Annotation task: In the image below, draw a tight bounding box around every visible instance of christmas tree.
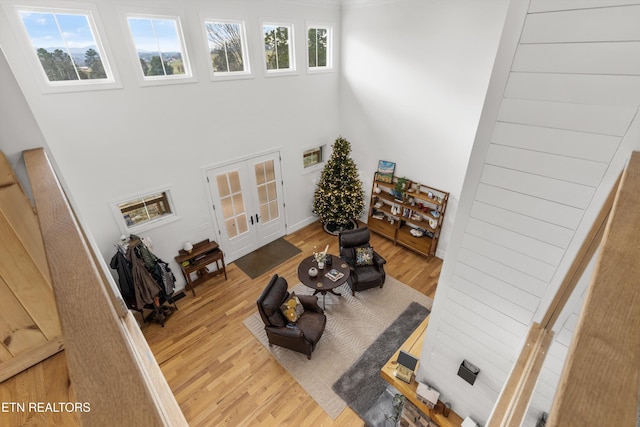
[313,137,364,229]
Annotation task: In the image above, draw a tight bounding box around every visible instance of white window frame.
[110,186,180,235]
[306,23,333,73]
[301,143,328,174]
[202,17,252,81]
[8,2,121,93]
[123,10,196,87]
[261,20,296,76]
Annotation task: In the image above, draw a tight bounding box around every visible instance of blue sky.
[19,11,182,53]
[128,18,182,53]
[19,12,96,49]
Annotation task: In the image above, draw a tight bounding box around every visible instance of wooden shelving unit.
[380,317,463,427]
[368,174,449,257]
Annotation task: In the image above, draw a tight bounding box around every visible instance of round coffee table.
[297,255,350,308]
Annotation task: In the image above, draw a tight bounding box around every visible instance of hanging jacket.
[110,249,136,309]
[154,260,175,296]
[127,241,162,307]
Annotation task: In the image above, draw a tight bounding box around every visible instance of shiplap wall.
[417,0,640,424]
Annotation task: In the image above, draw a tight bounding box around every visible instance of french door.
[205,152,286,261]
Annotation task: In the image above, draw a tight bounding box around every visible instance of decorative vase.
[317,261,325,270]
[308,267,318,277]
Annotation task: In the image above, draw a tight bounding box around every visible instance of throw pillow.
[355,247,374,266]
[279,292,305,323]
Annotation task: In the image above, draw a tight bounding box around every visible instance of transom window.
[127,16,191,80]
[263,23,295,73]
[112,189,177,233]
[18,9,114,84]
[117,191,173,228]
[204,20,250,77]
[307,25,332,71]
[303,146,324,168]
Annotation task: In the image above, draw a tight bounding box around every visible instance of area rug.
[233,237,301,279]
[242,276,432,419]
[332,301,429,422]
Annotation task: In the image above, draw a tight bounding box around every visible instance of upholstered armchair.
[338,227,386,295]
[256,274,326,359]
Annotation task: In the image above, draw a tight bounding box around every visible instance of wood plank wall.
[420,0,640,424]
[23,148,188,426]
[0,151,62,382]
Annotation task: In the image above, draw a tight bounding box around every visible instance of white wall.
[0,48,49,188]
[418,0,640,424]
[0,0,341,286]
[340,0,510,258]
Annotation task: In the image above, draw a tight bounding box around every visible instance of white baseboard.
[287,216,318,234]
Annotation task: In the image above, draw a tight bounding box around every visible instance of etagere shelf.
[367,173,449,257]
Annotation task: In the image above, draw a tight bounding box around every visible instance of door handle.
[250,216,254,225]
[255,214,259,223]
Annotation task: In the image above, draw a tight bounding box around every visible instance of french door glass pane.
[216,175,230,197]
[265,160,275,181]
[229,171,241,193]
[217,171,248,239]
[254,160,279,223]
[255,162,266,185]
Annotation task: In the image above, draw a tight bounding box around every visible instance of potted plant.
[394,177,408,200]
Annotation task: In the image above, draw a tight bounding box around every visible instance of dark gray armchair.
[256,274,326,359]
[338,227,386,295]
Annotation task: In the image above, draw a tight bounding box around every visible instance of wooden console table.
[175,239,226,296]
[381,317,463,427]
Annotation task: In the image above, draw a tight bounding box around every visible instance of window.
[127,15,191,81]
[263,23,295,73]
[17,9,115,85]
[113,189,177,232]
[307,25,332,71]
[204,20,250,77]
[303,146,324,168]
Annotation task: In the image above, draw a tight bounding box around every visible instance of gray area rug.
[243,275,433,419]
[332,301,430,424]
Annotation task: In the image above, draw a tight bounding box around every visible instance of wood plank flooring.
[0,222,443,426]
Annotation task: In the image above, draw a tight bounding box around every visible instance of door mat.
[233,238,301,279]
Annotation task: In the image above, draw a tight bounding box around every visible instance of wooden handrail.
[24,148,187,426]
[548,151,640,427]
[488,157,629,427]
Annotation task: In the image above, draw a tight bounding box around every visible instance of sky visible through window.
[20,12,95,49]
[20,12,180,52]
[127,17,187,77]
[19,10,109,82]
[128,18,181,52]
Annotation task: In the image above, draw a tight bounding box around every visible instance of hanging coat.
[127,241,162,307]
[110,249,136,309]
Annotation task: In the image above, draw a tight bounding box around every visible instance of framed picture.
[376,160,395,183]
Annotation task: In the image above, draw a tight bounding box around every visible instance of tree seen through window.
[127,17,187,78]
[264,25,292,71]
[206,21,246,74]
[308,27,328,68]
[20,11,109,82]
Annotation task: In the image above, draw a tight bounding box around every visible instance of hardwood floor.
[0,222,443,426]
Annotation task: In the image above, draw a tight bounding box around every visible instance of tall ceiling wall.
[418,0,640,424]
